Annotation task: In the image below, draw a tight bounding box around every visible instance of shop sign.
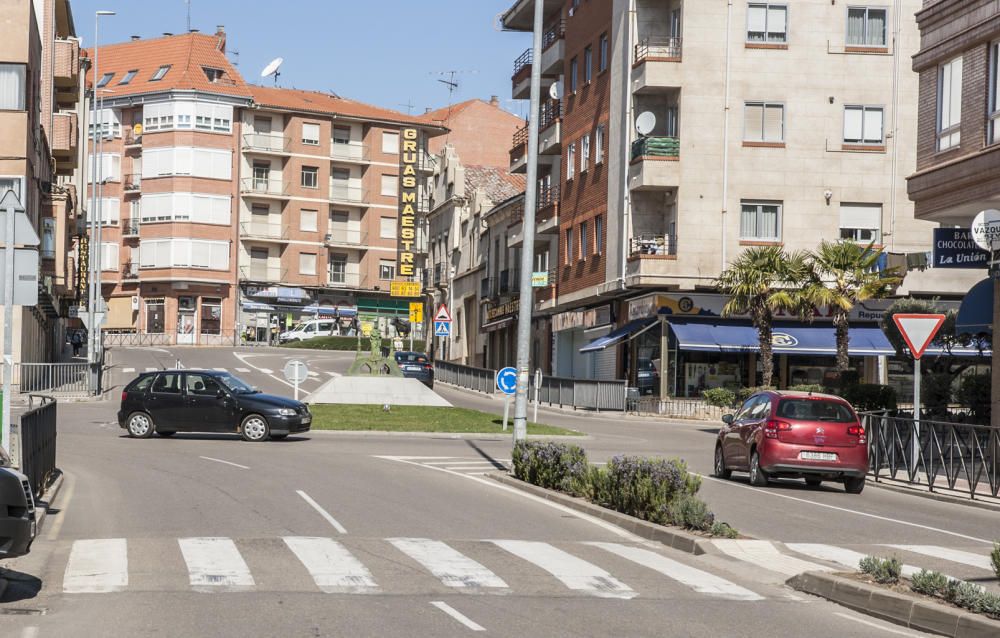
[530,271,549,287]
[932,228,989,269]
[485,297,519,324]
[390,280,422,298]
[396,127,421,278]
[76,234,88,302]
[553,304,611,332]
[627,292,893,324]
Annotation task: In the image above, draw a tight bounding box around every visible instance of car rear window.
[776,399,855,422]
[396,353,428,363]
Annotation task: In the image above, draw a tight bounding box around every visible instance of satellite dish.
[635,111,656,136]
[549,81,563,101]
[260,57,283,85]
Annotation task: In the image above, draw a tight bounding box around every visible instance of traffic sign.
[892,313,946,360]
[409,301,423,324]
[434,321,451,337]
[283,359,309,383]
[390,280,422,297]
[971,209,1000,252]
[80,311,104,330]
[496,366,517,395]
[0,190,38,246]
[434,304,452,322]
[0,248,38,306]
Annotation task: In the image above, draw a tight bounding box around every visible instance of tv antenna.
[229,49,240,67]
[398,99,416,115]
[260,57,283,86]
[184,0,191,32]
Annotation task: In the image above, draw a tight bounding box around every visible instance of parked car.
[118,370,312,442]
[279,319,335,343]
[713,390,868,494]
[394,351,434,388]
[0,447,35,559]
[637,359,659,395]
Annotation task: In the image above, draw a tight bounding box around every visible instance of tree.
[715,246,812,387]
[806,241,901,372]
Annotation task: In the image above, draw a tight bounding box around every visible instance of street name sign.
[892,313,946,360]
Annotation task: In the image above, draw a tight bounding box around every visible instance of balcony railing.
[513,48,533,77]
[124,130,142,147]
[417,149,437,173]
[538,184,560,210]
[54,39,80,85]
[123,261,139,279]
[330,142,369,162]
[123,173,141,193]
[328,271,360,287]
[499,269,521,294]
[539,99,561,130]
[512,124,529,149]
[325,229,363,245]
[121,219,140,237]
[242,133,290,153]
[240,221,289,240]
[630,233,677,256]
[51,112,77,156]
[542,19,566,50]
[631,136,680,161]
[634,36,683,64]
[239,266,287,283]
[329,184,364,203]
[240,178,290,197]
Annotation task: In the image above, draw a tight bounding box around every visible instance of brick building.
[421,97,523,168]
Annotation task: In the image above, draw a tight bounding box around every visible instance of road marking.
[390,538,508,590]
[123,367,135,373]
[588,542,762,601]
[492,540,636,599]
[63,538,128,593]
[258,368,274,374]
[296,490,347,534]
[283,536,378,593]
[712,540,833,577]
[430,601,485,632]
[199,456,250,470]
[231,352,288,388]
[421,460,511,467]
[785,543,926,580]
[885,545,994,572]
[20,627,38,638]
[212,367,228,372]
[46,471,75,541]
[144,367,157,372]
[833,612,923,637]
[235,367,251,373]
[178,537,255,592]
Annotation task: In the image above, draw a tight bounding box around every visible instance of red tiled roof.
[464,165,525,204]
[419,99,521,128]
[249,85,445,130]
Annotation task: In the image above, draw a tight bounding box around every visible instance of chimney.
[424,107,432,114]
[490,95,500,107]
[215,25,226,52]
[163,32,173,37]
[130,35,140,41]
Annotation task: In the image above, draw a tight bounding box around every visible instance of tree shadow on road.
[464,439,509,470]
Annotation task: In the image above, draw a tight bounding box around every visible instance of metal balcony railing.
[539,99,561,130]
[631,136,680,161]
[513,48,533,77]
[328,271,360,287]
[123,261,139,279]
[630,233,677,256]
[121,219,140,237]
[512,124,529,149]
[242,133,290,153]
[325,229,363,245]
[538,184,560,210]
[329,184,364,203]
[239,221,289,240]
[123,173,141,192]
[634,36,683,63]
[124,130,142,147]
[240,178,290,197]
[542,19,566,50]
[330,142,369,162]
[239,266,287,283]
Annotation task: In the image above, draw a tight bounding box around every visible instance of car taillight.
[121,391,128,403]
[848,424,866,444]
[424,364,433,370]
[764,419,792,439]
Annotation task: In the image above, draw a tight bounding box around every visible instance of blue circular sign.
[496,367,517,395]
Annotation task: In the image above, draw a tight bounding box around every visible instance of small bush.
[709,521,739,539]
[859,555,902,584]
[840,384,898,412]
[910,569,948,596]
[735,386,775,405]
[667,494,715,532]
[922,373,955,414]
[787,384,825,394]
[590,456,701,526]
[957,374,992,422]
[944,580,991,612]
[703,387,736,409]
[992,542,1000,581]
[281,336,426,352]
[511,441,589,495]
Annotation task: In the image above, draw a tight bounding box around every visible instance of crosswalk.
[378,456,511,476]
[119,366,328,378]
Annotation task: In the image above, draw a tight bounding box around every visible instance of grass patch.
[281,336,426,352]
[307,404,580,436]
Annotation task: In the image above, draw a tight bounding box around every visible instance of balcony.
[325,228,364,246]
[329,184,365,205]
[240,221,290,242]
[537,184,559,234]
[242,133,290,155]
[632,37,683,93]
[629,137,680,191]
[626,235,680,285]
[123,173,141,194]
[240,265,287,283]
[539,100,562,155]
[123,262,140,280]
[630,233,677,257]
[539,19,566,76]
[124,130,142,148]
[330,141,369,163]
[510,124,529,173]
[499,269,520,294]
[122,219,140,238]
[512,48,533,99]
[328,271,360,288]
[417,149,437,174]
[240,178,291,199]
[54,39,80,100]
[51,112,78,171]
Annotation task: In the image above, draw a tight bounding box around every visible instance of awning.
[253,286,310,303]
[579,317,658,353]
[242,301,275,312]
[300,305,338,316]
[956,278,993,336]
[482,317,515,332]
[667,319,896,357]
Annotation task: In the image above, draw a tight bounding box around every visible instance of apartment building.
[86,30,444,345]
[502,0,978,396]
[421,97,523,168]
[906,0,998,424]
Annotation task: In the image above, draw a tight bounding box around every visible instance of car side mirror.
[722,414,734,425]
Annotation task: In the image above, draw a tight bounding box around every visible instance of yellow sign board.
[390,280,422,298]
[360,321,374,337]
[409,302,423,324]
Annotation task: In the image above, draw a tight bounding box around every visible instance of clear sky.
[70,0,531,118]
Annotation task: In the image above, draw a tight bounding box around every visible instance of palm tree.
[806,241,901,372]
[715,246,812,387]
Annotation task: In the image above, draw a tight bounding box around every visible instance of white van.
[279,319,336,343]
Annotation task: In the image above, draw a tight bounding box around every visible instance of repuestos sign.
[397,127,420,278]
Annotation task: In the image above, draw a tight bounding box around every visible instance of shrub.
[840,384,897,412]
[910,569,949,596]
[281,336,426,352]
[511,441,589,495]
[859,555,902,584]
[667,494,715,532]
[957,374,992,422]
[702,387,736,409]
[709,521,739,539]
[992,542,1000,581]
[787,384,825,393]
[735,386,775,405]
[922,373,955,414]
[589,456,701,526]
[944,580,993,613]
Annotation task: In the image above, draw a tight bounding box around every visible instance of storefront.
[103,284,236,346]
[482,298,518,369]
[552,304,615,379]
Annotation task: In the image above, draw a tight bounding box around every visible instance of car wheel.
[749,450,769,487]
[844,476,865,494]
[157,430,176,437]
[240,414,270,442]
[126,412,154,439]
[805,476,822,487]
[271,434,288,440]
[714,445,731,479]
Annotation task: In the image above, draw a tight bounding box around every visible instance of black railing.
[513,124,529,149]
[539,99,561,130]
[513,48,533,77]
[123,261,139,279]
[631,136,680,161]
[123,173,141,192]
[538,184,560,210]
[20,395,57,499]
[634,36,683,63]
[630,233,677,256]
[122,219,140,237]
[542,19,566,49]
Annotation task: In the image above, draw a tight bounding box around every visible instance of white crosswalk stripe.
[63,538,128,593]
[235,367,251,373]
[785,543,943,580]
[390,538,508,590]
[284,537,378,593]
[492,540,636,599]
[884,545,995,572]
[712,540,833,577]
[258,368,273,374]
[144,367,157,372]
[178,537,255,592]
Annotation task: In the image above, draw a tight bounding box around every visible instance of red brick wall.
[427,100,523,169]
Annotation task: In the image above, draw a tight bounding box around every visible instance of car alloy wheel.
[714,446,731,479]
[127,412,153,438]
[749,451,768,487]
[241,415,269,442]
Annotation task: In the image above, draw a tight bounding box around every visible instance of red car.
[714,390,868,494]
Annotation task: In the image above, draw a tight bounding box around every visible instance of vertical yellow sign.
[409,302,423,324]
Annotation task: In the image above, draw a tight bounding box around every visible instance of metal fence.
[631,397,727,421]
[435,361,496,394]
[16,362,91,396]
[536,376,627,411]
[20,395,57,499]
[863,412,1000,500]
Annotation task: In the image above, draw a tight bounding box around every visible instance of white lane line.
[283,537,378,593]
[212,367,228,372]
[178,537,255,592]
[232,352,289,388]
[712,540,833,577]
[235,367,251,373]
[199,456,250,470]
[421,460,510,467]
[123,367,135,373]
[699,473,994,545]
[63,538,128,593]
[390,538,508,590]
[20,627,39,638]
[46,471,75,541]
[884,545,994,572]
[296,490,347,534]
[258,368,274,374]
[588,542,763,601]
[492,540,636,599]
[785,543,924,580]
[430,601,486,632]
[308,371,319,377]
[833,612,923,637]
[144,367,157,372]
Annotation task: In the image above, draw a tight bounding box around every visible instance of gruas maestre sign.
[397,127,420,278]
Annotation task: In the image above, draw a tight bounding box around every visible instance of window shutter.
[768,6,786,34]
[948,57,963,127]
[747,6,766,34]
[863,108,883,142]
[844,107,863,142]
[744,103,763,141]
[839,204,881,230]
[763,105,783,141]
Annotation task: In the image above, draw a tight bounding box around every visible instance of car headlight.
[275,408,296,416]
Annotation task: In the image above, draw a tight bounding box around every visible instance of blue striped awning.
[668,320,896,357]
[579,318,658,353]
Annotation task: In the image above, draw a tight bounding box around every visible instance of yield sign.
[892,313,946,360]
[434,303,452,322]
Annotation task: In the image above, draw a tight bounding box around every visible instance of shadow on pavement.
[117,433,309,443]
[0,568,42,603]
[464,439,508,470]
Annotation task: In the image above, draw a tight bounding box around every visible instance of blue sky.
[70,0,530,117]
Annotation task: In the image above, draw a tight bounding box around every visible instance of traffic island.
[305,404,580,436]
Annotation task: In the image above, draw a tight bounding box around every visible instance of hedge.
[280,336,426,352]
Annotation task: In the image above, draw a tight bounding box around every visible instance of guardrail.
[435,361,496,394]
[631,397,726,421]
[20,395,56,499]
[17,363,91,396]
[536,376,626,412]
[863,412,1000,500]
[631,136,680,161]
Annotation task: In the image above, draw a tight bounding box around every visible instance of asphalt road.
[0,345,991,636]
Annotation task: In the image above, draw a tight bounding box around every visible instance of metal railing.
[20,396,56,499]
[542,19,566,50]
[631,397,726,420]
[123,261,139,279]
[240,178,290,197]
[329,184,365,203]
[512,124,529,149]
[863,412,1000,500]
[536,376,627,412]
[240,221,289,240]
[239,265,288,283]
[538,184,560,210]
[243,132,290,153]
[17,363,91,396]
[631,136,680,161]
[435,361,496,394]
[540,99,561,130]
[124,130,142,146]
[121,219,140,237]
[325,229,364,245]
[328,272,360,287]
[513,48,533,77]
[123,173,141,192]
[630,233,677,256]
[103,329,240,347]
[634,36,683,63]
[330,142,369,162]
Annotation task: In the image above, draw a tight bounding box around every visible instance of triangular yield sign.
[892,313,946,360]
[434,304,451,322]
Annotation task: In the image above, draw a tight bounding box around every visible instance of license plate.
[800,451,837,461]
[405,366,422,371]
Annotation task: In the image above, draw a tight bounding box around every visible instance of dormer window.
[96,72,113,87]
[150,65,171,81]
[118,69,138,85]
[202,67,225,83]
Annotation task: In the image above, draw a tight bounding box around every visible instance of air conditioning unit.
[131,295,140,310]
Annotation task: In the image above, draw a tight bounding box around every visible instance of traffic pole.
[2,197,16,460]
[912,358,921,476]
[503,394,510,432]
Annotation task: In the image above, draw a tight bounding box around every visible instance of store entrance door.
[177,296,196,345]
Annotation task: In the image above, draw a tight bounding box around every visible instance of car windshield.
[217,373,258,394]
[776,398,855,422]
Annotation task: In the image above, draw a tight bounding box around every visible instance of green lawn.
[308,404,580,436]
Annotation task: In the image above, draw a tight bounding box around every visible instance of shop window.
[145,299,165,333]
[201,298,222,335]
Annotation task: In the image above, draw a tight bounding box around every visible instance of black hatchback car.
[394,351,434,388]
[118,370,311,442]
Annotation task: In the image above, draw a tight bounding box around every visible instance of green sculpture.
[347,323,403,377]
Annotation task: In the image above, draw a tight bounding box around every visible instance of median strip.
[306,404,579,436]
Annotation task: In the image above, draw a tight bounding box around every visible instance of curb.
[865,478,1000,513]
[488,472,714,555]
[306,429,589,440]
[788,571,1000,638]
[33,469,64,534]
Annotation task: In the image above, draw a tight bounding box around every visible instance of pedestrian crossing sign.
[434,321,451,337]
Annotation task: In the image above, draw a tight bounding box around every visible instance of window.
[380,216,396,239]
[41,218,54,258]
[300,209,318,232]
[747,3,787,43]
[332,167,349,182]
[839,203,882,243]
[990,43,1000,143]
[381,174,398,197]
[379,260,396,280]
[382,131,400,154]
[200,298,222,335]
[96,72,114,87]
[565,228,574,263]
[89,108,122,138]
[185,373,222,395]
[140,193,231,225]
[843,105,883,144]
[302,122,320,145]
[150,65,171,81]
[139,239,229,270]
[97,198,120,225]
[595,125,605,164]
[202,67,225,83]
[141,147,231,179]
[145,299,165,333]
[743,102,784,142]
[846,7,887,47]
[143,102,233,133]
[567,142,576,180]
[301,166,318,188]
[595,215,604,254]
[118,69,138,85]
[333,125,351,145]
[581,134,591,172]
[152,373,181,394]
[299,252,317,275]
[570,57,578,92]
[599,33,609,72]
[0,64,26,110]
[584,46,593,83]
[938,56,963,150]
[329,253,347,283]
[100,242,119,271]
[90,153,122,182]
[579,221,588,259]
[740,200,782,241]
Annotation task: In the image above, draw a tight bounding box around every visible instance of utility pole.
[2,194,18,458]
[511,0,545,442]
